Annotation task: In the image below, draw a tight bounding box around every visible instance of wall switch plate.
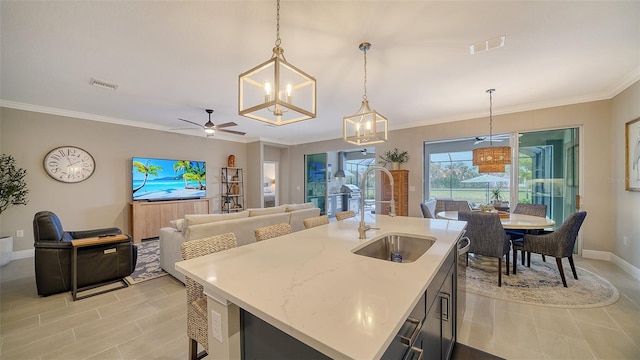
[16,230,24,237]
[211,309,223,343]
[409,186,416,192]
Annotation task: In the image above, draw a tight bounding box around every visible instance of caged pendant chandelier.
[343,42,388,145]
[238,0,316,126]
[473,89,511,173]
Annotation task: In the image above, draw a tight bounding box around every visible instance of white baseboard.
[12,249,34,260]
[611,254,640,282]
[581,249,611,261]
[582,249,640,281]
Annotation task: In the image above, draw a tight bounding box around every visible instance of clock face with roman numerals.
[43,146,95,183]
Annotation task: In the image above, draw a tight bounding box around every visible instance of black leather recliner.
[33,211,138,296]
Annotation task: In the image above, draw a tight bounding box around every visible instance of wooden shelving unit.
[221,167,244,213]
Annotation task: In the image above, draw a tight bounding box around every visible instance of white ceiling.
[2,1,639,145]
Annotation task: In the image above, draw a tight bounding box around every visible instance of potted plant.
[0,154,29,267]
[378,148,410,170]
[490,186,503,205]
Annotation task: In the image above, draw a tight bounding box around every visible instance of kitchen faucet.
[359,166,396,239]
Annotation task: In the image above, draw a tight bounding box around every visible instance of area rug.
[465,254,619,308]
[124,238,168,285]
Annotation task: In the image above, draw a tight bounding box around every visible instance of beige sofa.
[159,203,320,282]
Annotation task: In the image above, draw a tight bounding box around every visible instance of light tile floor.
[1,255,639,359]
[458,256,640,359]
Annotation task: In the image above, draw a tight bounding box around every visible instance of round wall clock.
[43,146,96,183]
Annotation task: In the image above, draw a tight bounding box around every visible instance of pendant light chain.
[487,89,495,146]
[275,0,281,48]
[363,45,368,101]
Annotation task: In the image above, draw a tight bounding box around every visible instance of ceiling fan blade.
[218,128,246,136]
[177,118,204,128]
[169,127,201,131]
[215,122,238,129]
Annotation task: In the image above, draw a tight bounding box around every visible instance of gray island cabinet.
[176,215,466,360]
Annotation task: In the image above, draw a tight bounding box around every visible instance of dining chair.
[303,215,329,229]
[444,200,471,212]
[254,223,291,242]
[180,233,237,360]
[508,203,548,270]
[335,210,356,221]
[420,199,437,219]
[514,211,587,287]
[458,210,511,287]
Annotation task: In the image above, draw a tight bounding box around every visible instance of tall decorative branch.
[0,154,29,215]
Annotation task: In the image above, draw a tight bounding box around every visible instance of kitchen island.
[175,215,467,360]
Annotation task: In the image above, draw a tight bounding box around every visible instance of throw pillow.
[170,219,185,232]
[285,202,314,212]
[247,205,286,217]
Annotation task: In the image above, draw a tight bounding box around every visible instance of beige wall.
[611,81,640,268]
[0,108,246,252]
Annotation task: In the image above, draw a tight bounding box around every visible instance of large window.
[424,128,580,234]
[425,138,511,207]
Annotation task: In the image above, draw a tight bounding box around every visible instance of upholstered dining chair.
[458,211,511,287]
[508,203,548,269]
[335,210,356,221]
[255,223,292,242]
[513,211,587,287]
[512,203,548,217]
[303,215,329,229]
[444,200,471,212]
[180,233,237,360]
[420,200,437,219]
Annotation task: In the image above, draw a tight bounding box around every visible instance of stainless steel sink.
[352,233,435,263]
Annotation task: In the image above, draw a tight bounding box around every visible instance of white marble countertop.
[176,215,466,360]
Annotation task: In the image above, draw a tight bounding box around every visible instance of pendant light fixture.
[238,0,316,126]
[472,89,511,173]
[343,42,388,145]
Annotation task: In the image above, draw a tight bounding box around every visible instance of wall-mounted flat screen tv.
[132,157,206,201]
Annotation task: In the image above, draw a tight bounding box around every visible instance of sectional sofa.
[159,203,320,282]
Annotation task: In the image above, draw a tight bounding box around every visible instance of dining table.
[436,210,556,230]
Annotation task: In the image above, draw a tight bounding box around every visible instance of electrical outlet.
[211,309,223,343]
[16,230,24,238]
[623,236,628,246]
[409,186,416,192]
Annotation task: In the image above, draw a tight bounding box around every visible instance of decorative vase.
[228,154,236,168]
[392,162,400,170]
[0,236,13,267]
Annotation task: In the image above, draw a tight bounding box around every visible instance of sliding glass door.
[515,128,580,231]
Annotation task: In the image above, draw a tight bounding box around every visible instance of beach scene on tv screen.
[133,158,206,200]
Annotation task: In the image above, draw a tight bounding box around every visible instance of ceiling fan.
[177,109,246,136]
[474,134,509,145]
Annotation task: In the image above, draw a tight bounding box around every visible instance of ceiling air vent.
[89,77,119,91]
[470,35,506,55]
